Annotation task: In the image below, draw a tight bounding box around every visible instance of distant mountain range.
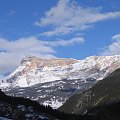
[1,55,120,108]
[2,55,120,88]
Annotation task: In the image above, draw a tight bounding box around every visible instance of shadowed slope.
[59,68,120,114]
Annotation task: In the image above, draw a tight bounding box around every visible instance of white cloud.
[43,37,84,46]
[0,36,84,73]
[101,34,120,56]
[36,0,120,36]
[112,34,120,41]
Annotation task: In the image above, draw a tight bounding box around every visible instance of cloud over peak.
[101,34,120,56]
[0,36,84,73]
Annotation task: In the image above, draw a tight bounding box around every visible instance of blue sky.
[0,0,120,73]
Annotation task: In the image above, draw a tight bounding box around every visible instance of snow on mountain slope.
[5,78,97,109]
[1,55,120,88]
[0,56,78,88]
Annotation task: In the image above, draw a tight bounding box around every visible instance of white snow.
[17,76,28,87]
[43,99,63,109]
[37,90,42,92]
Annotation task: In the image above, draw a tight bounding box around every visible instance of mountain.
[1,69,120,120]
[1,55,120,108]
[2,55,120,88]
[59,68,120,115]
[0,56,78,88]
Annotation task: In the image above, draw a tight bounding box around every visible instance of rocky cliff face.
[0,56,78,88]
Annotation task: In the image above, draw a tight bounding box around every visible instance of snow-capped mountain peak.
[0,56,78,88]
[1,55,120,88]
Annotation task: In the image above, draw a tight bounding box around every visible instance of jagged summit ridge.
[1,55,120,88]
[20,56,78,69]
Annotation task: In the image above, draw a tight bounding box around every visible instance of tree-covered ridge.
[59,68,120,115]
[0,89,84,120]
